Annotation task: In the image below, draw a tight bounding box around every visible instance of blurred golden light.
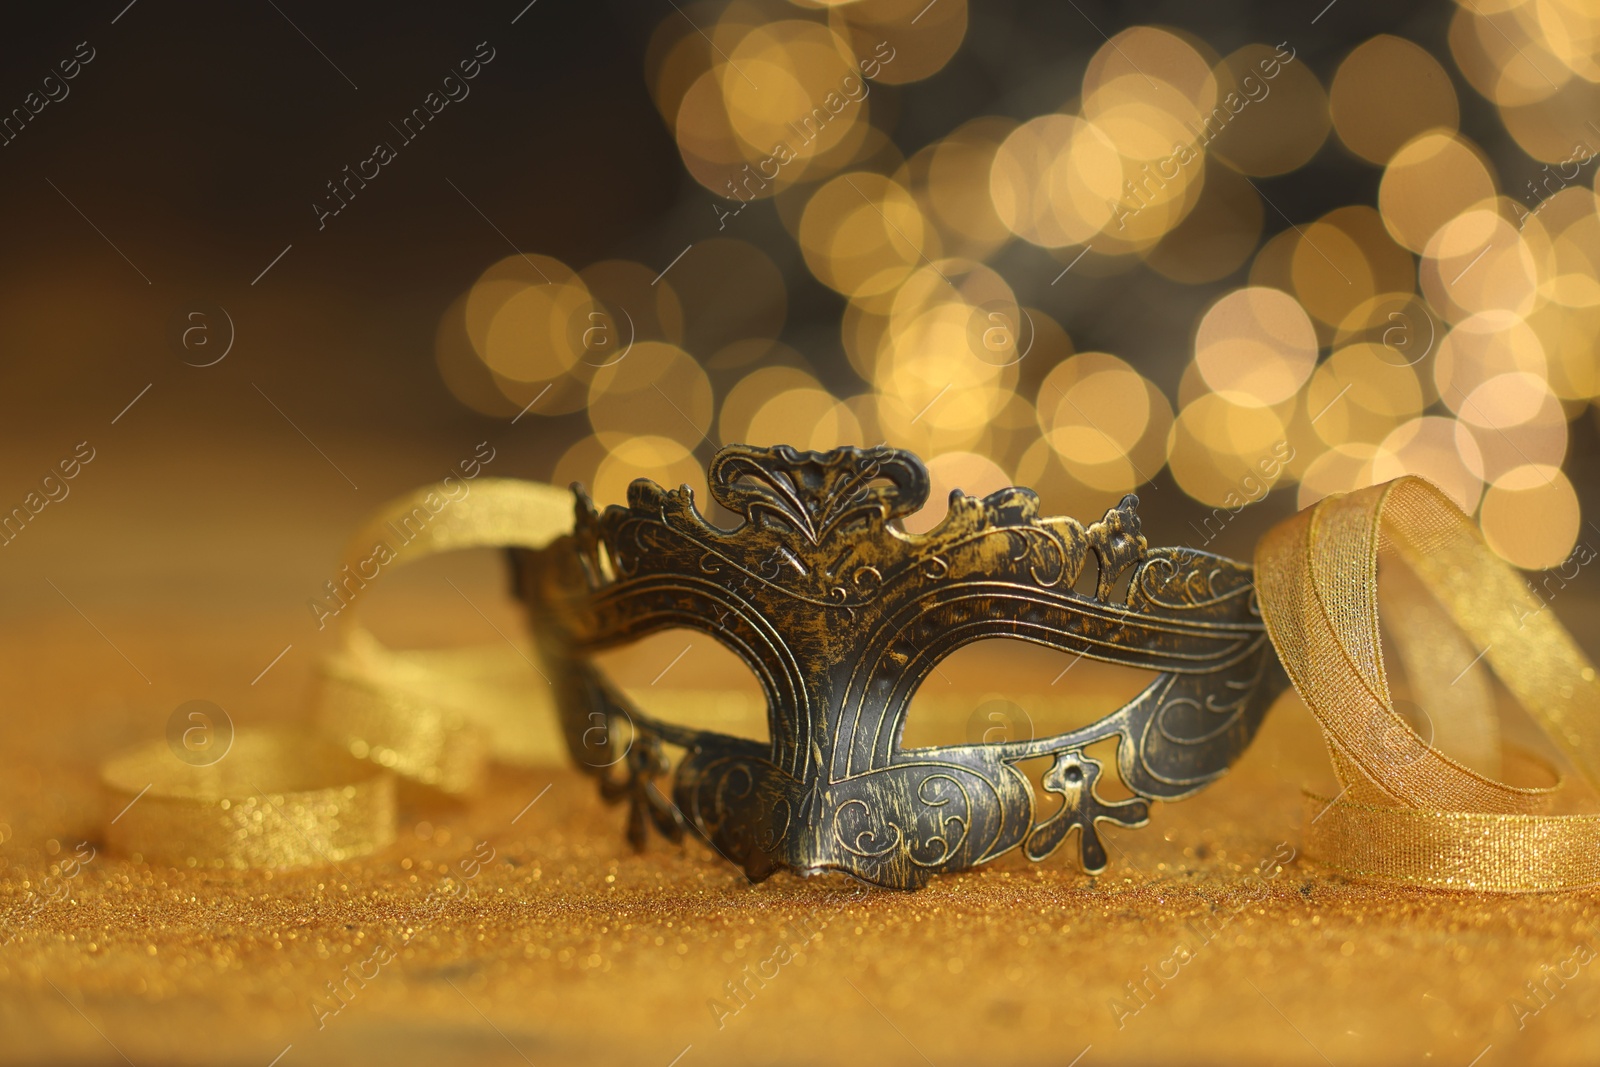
[917,117,1016,260]
[464,253,578,356]
[496,373,592,418]
[1208,43,1330,178]
[744,387,863,450]
[989,115,1122,248]
[883,259,1022,375]
[1014,437,1140,522]
[1498,80,1600,164]
[979,390,1048,476]
[674,66,755,195]
[1247,226,1301,292]
[784,93,883,184]
[1330,35,1460,165]
[1457,370,1554,430]
[1083,75,1207,165]
[592,435,707,510]
[1448,5,1569,109]
[1082,27,1218,109]
[587,341,714,452]
[722,21,864,174]
[719,366,821,444]
[1297,443,1381,509]
[1144,161,1263,283]
[1077,29,1219,250]
[706,337,808,373]
[801,171,933,297]
[579,259,686,352]
[434,291,518,419]
[669,239,788,354]
[482,285,585,383]
[1095,123,1207,254]
[1434,311,1548,416]
[1529,301,1600,400]
[1303,358,1413,450]
[473,258,594,387]
[841,297,892,382]
[1460,384,1569,485]
[903,451,1011,534]
[1096,187,1208,257]
[1291,207,1417,336]
[876,304,1015,439]
[1420,209,1540,320]
[1176,352,1211,410]
[478,5,1600,563]
[1378,131,1497,253]
[871,385,1003,457]
[1332,292,1441,404]
[1037,353,1171,494]
[1534,0,1600,82]
[1038,360,1152,464]
[1305,331,1433,454]
[828,0,967,86]
[875,294,1016,396]
[1290,221,1376,331]
[1331,343,1429,418]
[1371,415,1484,514]
[553,433,611,496]
[1194,286,1319,405]
[1479,465,1581,570]
[646,10,720,127]
[1331,205,1421,289]
[1542,205,1600,310]
[1169,393,1292,508]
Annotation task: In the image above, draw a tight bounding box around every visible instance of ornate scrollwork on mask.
[514,444,1286,890]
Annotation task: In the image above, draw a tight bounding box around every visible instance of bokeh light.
[1195,287,1318,405]
[1331,35,1460,165]
[434,3,1599,573]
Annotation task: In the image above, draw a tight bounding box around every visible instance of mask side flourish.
[512,444,1288,890]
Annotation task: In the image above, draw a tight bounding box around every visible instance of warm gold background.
[3,0,1600,1063]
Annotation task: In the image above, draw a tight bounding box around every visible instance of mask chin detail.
[515,444,1287,891]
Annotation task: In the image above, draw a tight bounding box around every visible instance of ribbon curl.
[1255,476,1600,892]
[100,478,575,869]
[310,477,575,795]
[102,727,395,869]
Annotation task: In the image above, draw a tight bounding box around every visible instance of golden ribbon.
[100,477,576,868]
[311,476,575,795]
[102,728,395,869]
[1255,476,1600,892]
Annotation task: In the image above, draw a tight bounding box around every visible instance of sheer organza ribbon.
[1254,476,1600,892]
[102,479,573,869]
[310,478,573,795]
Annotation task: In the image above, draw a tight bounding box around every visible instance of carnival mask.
[512,444,1286,890]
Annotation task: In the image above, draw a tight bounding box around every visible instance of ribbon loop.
[1258,476,1600,892]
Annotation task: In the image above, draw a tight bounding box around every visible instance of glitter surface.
[2,604,1598,1067]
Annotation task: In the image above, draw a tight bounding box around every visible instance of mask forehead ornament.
[514,444,1286,890]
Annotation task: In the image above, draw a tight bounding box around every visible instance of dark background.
[0,0,1592,582]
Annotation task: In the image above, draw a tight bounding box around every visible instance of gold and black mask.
[511,444,1286,890]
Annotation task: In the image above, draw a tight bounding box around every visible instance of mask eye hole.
[589,628,770,744]
[897,638,1153,751]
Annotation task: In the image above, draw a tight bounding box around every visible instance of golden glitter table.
[2,588,1598,1067]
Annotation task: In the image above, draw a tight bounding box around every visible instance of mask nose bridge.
[765,627,844,786]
